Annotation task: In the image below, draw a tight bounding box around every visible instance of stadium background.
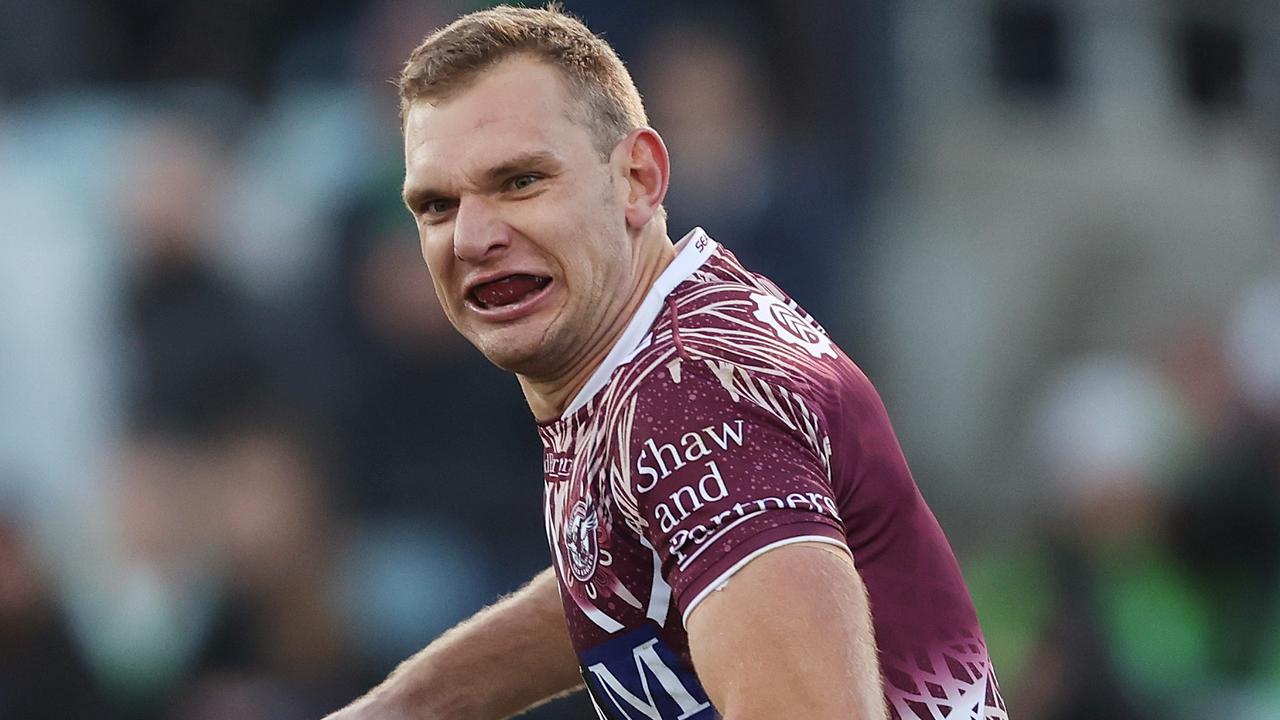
[1,0,1278,717]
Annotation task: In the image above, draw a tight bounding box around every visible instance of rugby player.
[327,5,1005,719]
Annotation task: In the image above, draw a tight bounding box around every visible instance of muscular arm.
[686,542,887,720]
[327,568,583,720]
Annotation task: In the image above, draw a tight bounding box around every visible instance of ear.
[615,127,670,231]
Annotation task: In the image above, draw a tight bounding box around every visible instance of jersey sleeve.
[619,356,849,625]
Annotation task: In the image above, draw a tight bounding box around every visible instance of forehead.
[403,58,592,185]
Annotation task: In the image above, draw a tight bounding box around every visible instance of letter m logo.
[581,627,717,720]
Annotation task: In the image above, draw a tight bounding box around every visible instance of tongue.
[474,275,547,308]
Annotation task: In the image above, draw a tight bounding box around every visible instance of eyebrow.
[402,150,562,211]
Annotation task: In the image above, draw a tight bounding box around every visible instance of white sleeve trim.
[680,535,851,627]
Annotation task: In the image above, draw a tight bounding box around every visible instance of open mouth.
[468,274,552,310]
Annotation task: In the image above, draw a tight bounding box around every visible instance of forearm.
[359,568,583,719]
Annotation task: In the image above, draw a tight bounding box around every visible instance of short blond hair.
[397,4,647,157]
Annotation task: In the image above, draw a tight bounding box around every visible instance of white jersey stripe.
[561,228,716,418]
[680,535,851,627]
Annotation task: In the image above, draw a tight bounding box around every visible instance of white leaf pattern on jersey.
[546,252,840,631]
[544,381,674,632]
[888,643,1008,720]
[543,241,1007,719]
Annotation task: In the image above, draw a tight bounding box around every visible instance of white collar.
[559,227,717,418]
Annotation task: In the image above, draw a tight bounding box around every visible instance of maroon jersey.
[540,229,1006,719]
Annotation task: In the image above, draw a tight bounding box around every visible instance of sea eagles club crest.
[750,292,835,359]
[566,499,600,582]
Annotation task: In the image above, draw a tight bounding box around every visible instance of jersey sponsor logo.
[581,625,718,720]
[629,415,839,564]
[635,420,746,492]
[750,292,835,358]
[544,452,573,479]
[566,498,601,582]
[667,491,841,566]
[634,420,747,534]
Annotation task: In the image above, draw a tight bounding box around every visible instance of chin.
[481,348,535,373]
[471,329,549,375]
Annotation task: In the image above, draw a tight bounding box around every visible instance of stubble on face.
[402,58,638,384]
[502,167,632,381]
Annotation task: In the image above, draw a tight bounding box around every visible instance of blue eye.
[424,199,455,215]
[415,197,458,224]
[511,174,538,190]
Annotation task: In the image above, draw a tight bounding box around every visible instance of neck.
[520,227,676,422]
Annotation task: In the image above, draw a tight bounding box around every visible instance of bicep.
[685,542,886,720]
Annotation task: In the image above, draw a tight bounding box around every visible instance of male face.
[402,57,635,378]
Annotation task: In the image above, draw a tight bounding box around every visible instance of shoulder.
[620,267,842,399]
[618,353,831,478]
[594,254,855,464]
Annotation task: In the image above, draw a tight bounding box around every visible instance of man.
[329,5,1006,719]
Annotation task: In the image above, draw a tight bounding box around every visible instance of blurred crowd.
[0,1,1277,718]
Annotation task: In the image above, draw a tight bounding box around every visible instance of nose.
[452,194,510,263]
